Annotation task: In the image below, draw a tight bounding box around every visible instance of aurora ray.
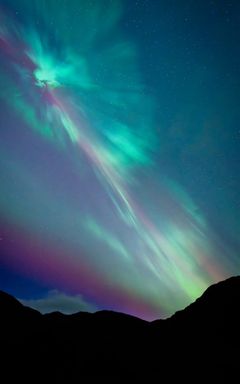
[0,0,238,320]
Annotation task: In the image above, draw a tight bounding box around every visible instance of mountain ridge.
[0,276,239,380]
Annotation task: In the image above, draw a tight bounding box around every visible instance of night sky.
[0,0,239,320]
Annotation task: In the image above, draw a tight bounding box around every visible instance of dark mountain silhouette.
[0,276,239,381]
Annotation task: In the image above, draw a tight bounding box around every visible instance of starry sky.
[0,0,239,320]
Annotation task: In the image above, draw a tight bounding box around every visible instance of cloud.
[20,290,98,315]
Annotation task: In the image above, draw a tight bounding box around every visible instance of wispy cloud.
[20,290,98,315]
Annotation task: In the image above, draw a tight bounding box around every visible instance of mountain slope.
[0,276,239,380]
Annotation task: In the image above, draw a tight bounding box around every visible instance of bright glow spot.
[34,67,60,88]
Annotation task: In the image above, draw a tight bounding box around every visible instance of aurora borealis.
[0,0,239,320]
